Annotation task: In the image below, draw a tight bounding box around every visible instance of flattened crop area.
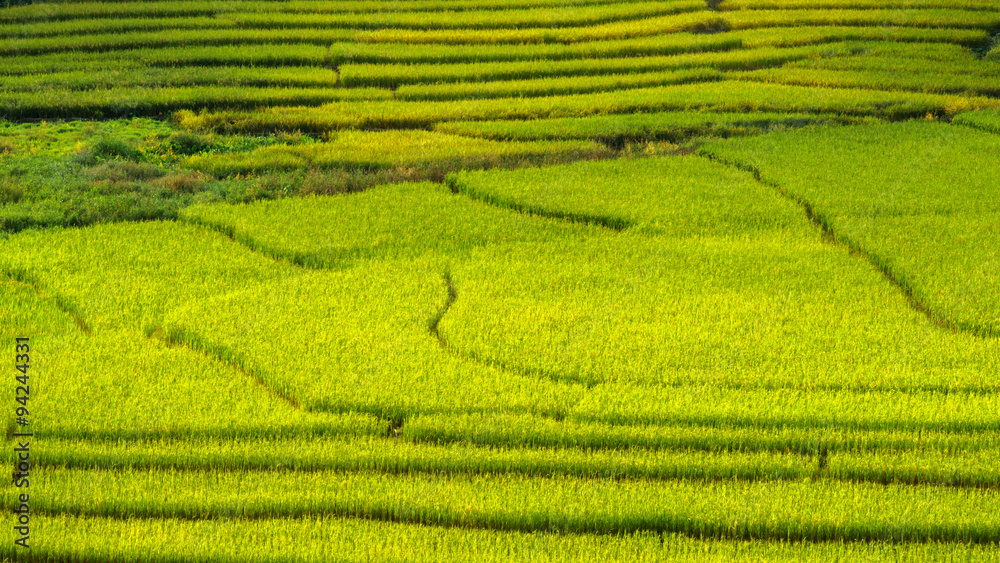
[2,0,1000,560]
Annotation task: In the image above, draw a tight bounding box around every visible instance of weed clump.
[152,171,208,194]
[169,132,214,156]
[78,137,142,164]
[0,181,25,204]
[88,161,166,185]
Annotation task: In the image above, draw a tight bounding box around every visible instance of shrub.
[78,137,142,164]
[168,132,213,156]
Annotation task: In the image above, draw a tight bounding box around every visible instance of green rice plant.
[723,9,1000,30]
[0,1,218,23]
[731,24,990,47]
[395,68,722,102]
[734,67,1000,97]
[0,27,355,56]
[0,276,81,398]
[0,86,388,120]
[0,220,379,439]
[443,232,1000,394]
[339,44,841,87]
[12,514,1000,563]
[446,156,806,236]
[440,156,1000,391]
[168,183,603,419]
[954,108,1000,133]
[24,467,1000,542]
[25,435,817,482]
[32,330,385,440]
[0,15,232,39]
[1,66,341,91]
[24,433,1000,488]
[1,44,330,74]
[573,385,1000,433]
[355,11,727,44]
[0,256,378,440]
[160,264,585,420]
[758,42,1000,91]
[0,220,300,333]
[702,121,1000,336]
[404,412,999,454]
[224,2,704,31]
[433,111,875,141]
[179,81,998,134]
[785,42,992,71]
[784,55,1000,88]
[178,181,602,266]
[831,448,1000,488]
[0,0,701,24]
[331,33,741,65]
[332,32,966,66]
[183,130,608,178]
[720,0,1000,9]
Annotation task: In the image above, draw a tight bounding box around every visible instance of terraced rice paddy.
[2,0,1000,560]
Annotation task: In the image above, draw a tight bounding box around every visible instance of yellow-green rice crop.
[21,433,1000,488]
[24,467,1000,542]
[2,44,331,75]
[734,67,1000,97]
[731,25,989,48]
[404,412,1000,454]
[184,130,609,178]
[702,121,1000,336]
[722,9,1000,31]
[0,27,355,56]
[179,180,604,265]
[0,85,387,120]
[354,11,726,44]
[331,33,741,65]
[177,81,999,134]
[339,44,842,87]
[0,0,698,24]
[0,268,379,440]
[5,0,1000,558]
[161,265,585,420]
[1,220,300,333]
[434,111,875,141]
[955,108,1000,134]
[395,68,722,102]
[446,156,810,235]
[1,66,342,92]
[440,157,1000,391]
[575,385,1000,433]
[720,0,1000,9]
[12,515,1000,563]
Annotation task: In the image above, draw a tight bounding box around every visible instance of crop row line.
[0,0,698,25]
[1,3,707,40]
[23,437,1000,490]
[1,266,91,334]
[23,468,1000,544]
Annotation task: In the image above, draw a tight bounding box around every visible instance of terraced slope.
[2,0,999,124]
[3,0,1000,561]
[5,126,1000,558]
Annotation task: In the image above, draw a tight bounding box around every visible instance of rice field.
[2,0,1000,560]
